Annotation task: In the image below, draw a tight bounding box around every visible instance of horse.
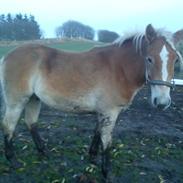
[0,24,182,182]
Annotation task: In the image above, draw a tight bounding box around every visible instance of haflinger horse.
[0,24,183,182]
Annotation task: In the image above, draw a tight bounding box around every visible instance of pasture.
[0,39,183,183]
[0,39,104,58]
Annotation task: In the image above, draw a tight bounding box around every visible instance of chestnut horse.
[0,24,182,182]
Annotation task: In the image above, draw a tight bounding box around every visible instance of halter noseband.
[146,78,175,89]
[145,58,175,89]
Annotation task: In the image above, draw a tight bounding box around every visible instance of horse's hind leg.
[24,95,47,155]
[2,103,24,167]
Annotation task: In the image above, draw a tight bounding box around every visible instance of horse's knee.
[101,133,112,151]
[2,114,17,140]
[2,123,15,141]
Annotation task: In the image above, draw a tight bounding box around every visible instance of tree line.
[0,13,42,40]
[0,13,119,42]
[56,20,95,40]
[56,20,119,43]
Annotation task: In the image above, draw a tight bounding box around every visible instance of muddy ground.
[0,86,183,183]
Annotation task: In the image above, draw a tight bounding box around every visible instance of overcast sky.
[1,0,183,38]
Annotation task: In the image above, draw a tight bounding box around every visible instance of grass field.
[0,39,104,58]
[0,46,15,59]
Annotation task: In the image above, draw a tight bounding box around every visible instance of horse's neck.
[115,45,146,89]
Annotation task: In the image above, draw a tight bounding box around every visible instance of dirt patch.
[0,86,183,183]
[118,86,183,138]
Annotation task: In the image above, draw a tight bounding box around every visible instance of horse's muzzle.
[152,96,171,110]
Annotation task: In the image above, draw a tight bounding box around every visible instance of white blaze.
[160,45,169,81]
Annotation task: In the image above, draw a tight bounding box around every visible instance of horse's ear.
[145,24,157,43]
[173,29,183,46]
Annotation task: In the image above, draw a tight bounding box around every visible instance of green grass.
[49,39,103,52]
[0,46,15,58]
[1,131,183,183]
[0,39,104,58]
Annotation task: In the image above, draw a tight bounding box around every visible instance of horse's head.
[145,24,182,110]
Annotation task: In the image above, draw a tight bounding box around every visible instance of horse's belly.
[45,96,96,112]
[35,88,100,113]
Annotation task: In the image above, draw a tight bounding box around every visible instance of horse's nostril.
[153,97,171,110]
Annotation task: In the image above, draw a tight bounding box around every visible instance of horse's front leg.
[99,109,120,182]
[89,123,101,164]
[100,119,114,182]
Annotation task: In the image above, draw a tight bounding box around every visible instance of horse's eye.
[175,58,179,63]
[146,56,153,64]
